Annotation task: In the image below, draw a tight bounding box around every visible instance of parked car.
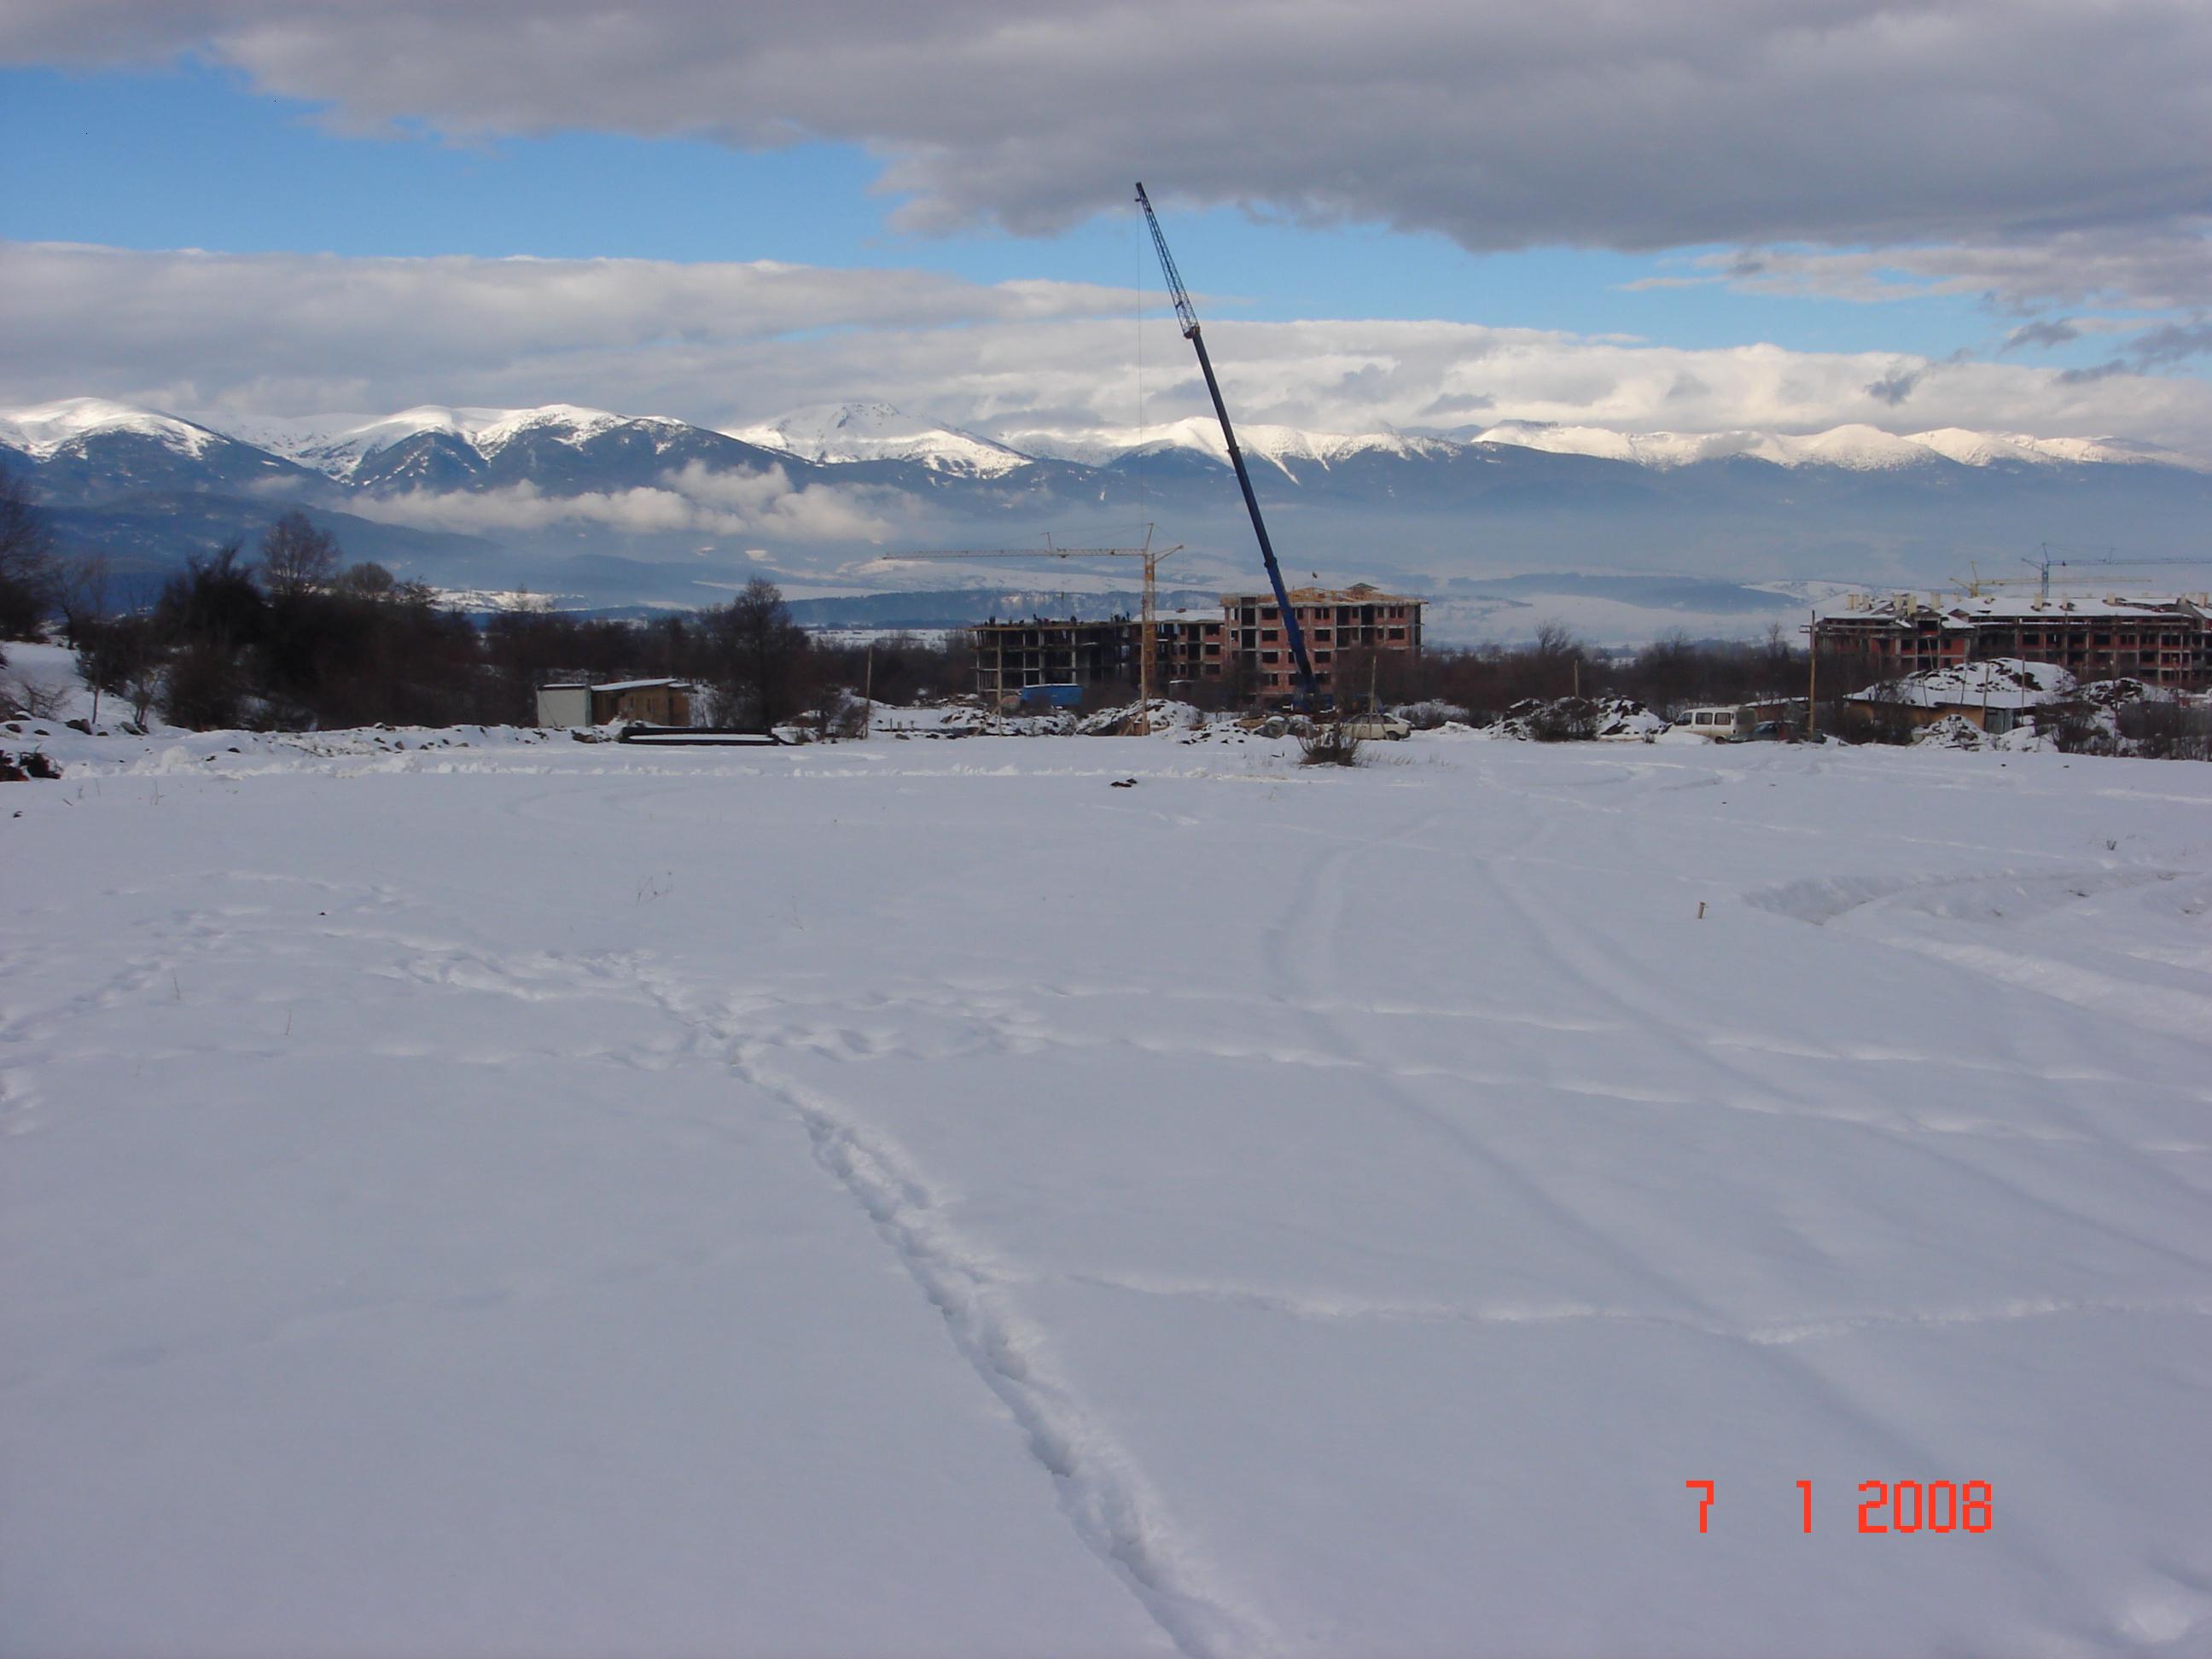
[1337,713,1412,741]
[1733,719,1795,742]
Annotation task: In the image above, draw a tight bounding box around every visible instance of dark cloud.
[5,2,2210,258]
[2057,361,2129,385]
[1865,364,1926,406]
[2128,317,2212,366]
[2004,318,2081,351]
[1697,229,2212,314]
[1421,392,1495,416]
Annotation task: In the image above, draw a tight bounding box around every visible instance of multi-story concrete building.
[967,612,1233,701]
[1814,592,2211,690]
[1155,611,1230,689]
[1223,584,1423,699]
[968,618,1135,701]
[968,586,1424,705]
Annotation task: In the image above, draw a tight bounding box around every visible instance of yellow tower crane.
[876,527,1185,731]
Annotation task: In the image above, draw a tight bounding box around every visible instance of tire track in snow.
[1016,1268,2212,1348]
[1258,818,1743,1325]
[632,970,1275,1659]
[1477,846,2212,1248]
[1454,819,2212,1604]
[1263,816,2082,1541]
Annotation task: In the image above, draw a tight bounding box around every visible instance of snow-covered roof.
[1222,585,1421,606]
[1846,658,2075,709]
[589,678,686,693]
[1824,591,2209,626]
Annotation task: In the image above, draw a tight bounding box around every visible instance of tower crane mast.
[1135,182,1320,709]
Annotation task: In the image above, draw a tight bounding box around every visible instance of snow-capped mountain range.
[10,394,2212,626]
[722,401,1033,478]
[0,399,225,462]
[7,394,2207,484]
[228,404,689,480]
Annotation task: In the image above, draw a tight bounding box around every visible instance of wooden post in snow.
[1806,611,1818,742]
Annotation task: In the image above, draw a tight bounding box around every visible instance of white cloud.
[9,0,2209,463]
[661,462,894,540]
[8,2,2209,263]
[9,241,2212,457]
[350,469,894,543]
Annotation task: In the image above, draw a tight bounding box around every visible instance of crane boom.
[1134,181,1318,708]
[877,548,1147,560]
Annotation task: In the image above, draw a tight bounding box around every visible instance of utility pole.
[863,643,874,738]
[1806,610,1818,742]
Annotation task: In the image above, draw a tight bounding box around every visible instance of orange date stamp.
[1686,1479,1992,1534]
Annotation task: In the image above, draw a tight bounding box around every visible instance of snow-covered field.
[4,720,2210,1656]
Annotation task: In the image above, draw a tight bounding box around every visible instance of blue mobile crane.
[1135,182,1322,710]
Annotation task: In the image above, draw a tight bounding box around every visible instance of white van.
[1677,706,1743,739]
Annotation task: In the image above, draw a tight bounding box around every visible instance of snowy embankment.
[4,726,2210,1656]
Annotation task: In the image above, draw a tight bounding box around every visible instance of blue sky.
[3,61,2057,367]
[3,4,2206,450]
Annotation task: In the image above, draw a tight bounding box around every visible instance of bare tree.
[256,511,340,599]
[59,551,112,649]
[75,597,164,730]
[0,471,59,639]
[704,578,810,728]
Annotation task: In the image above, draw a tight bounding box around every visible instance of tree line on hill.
[0,480,969,732]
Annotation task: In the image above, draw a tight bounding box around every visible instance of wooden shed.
[535,678,694,728]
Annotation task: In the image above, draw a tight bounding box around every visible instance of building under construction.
[968,616,1141,701]
[1225,584,1423,700]
[969,585,1421,704]
[1813,591,2211,690]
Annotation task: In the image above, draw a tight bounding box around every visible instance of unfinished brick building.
[969,586,1423,705]
[1224,584,1424,699]
[1814,592,2211,690]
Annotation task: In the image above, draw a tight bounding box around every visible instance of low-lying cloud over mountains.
[10,395,2212,644]
[10,241,2212,463]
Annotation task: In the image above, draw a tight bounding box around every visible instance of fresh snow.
[0,397,222,460]
[1462,420,2212,474]
[1008,416,1456,478]
[4,714,2210,1656]
[187,405,686,480]
[725,402,1036,478]
[1853,658,2077,710]
[11,396,2212,479]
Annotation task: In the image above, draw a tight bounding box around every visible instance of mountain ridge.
[10,394,2212,630]
[9,394,2207,483]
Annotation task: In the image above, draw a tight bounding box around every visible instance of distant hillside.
[9,394,2211,641]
